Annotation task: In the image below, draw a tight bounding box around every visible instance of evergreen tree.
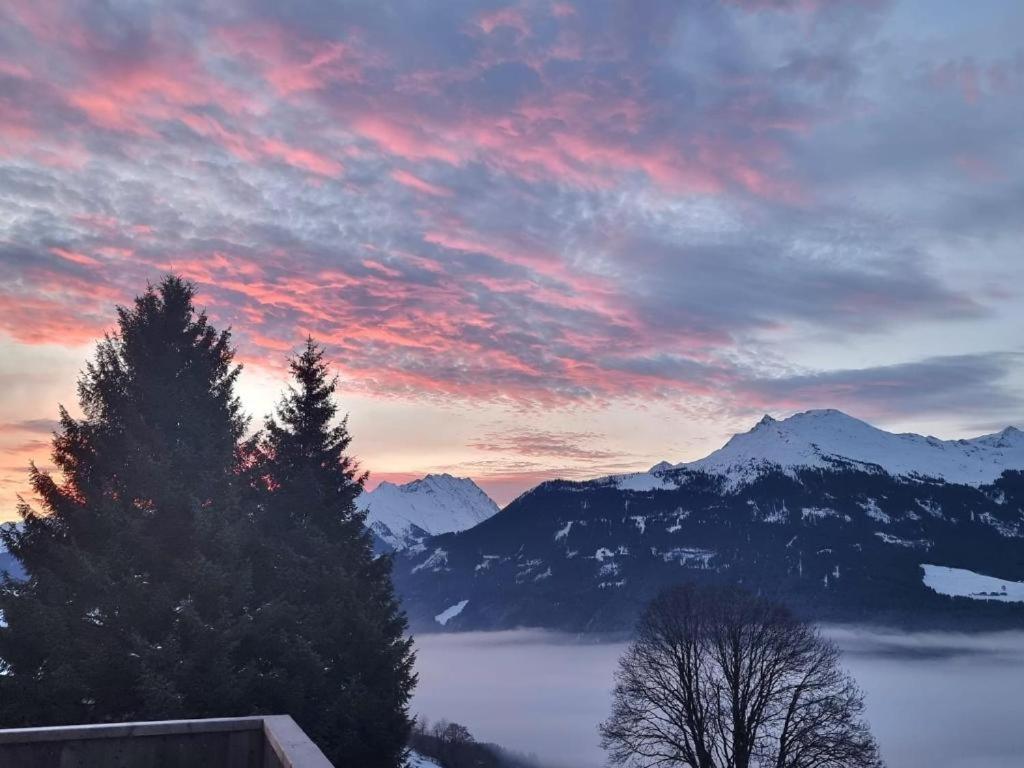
[0,276,254,725]
[246,339,416,768]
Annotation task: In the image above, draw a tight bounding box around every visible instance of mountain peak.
[778,408,865,424]
[357,474,499,549]
[619,410,1023,493]
[678,410,1024,487]
[748,409,870,433]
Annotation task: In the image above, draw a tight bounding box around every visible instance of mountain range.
[392,410,1024,633]
[4,410,1022,632]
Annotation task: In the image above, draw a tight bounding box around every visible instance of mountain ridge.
[357,473,499,550]
[604,409,1024,493]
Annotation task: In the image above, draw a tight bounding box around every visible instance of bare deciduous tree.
[600,584,883,768]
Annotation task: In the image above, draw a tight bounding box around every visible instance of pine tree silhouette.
[0,276,253,724]
[246,338,416,767]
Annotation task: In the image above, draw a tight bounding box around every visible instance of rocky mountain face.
[393,411,1024,632]
[357,474,499,550]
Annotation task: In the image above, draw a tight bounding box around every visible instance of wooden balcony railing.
[0,714,335,768]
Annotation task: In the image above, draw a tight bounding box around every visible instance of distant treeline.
[411,720,547,768]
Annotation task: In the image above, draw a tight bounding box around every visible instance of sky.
[0,0,1022,518]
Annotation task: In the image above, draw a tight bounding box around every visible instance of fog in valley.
[413,628,1024,768]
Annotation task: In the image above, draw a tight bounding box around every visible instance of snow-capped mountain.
[393,411,1024,633]
[357,474,499,550]
[612,409,1024,491]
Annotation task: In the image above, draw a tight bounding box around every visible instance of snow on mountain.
[921,564,1024,603]
[434,599,469,626]
[357,474,499,550]
[612,409,1024,491]
[407,751,443,768]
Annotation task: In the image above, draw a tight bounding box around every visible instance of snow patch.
[921,564,1024,603]
[859,498,891,524]
[916,499,944,519]
[554,521,572,541]
[474,554,500,572]
[434,599,469,626]
[412,548,449,574]
[801,507,838,522]
[666,508,691,532]
[976,511,1021,538]
[662,547,715,568]
[752,500,788,524]
[515,558,543,582]
[408,751,444,768]
[874,532,932,550]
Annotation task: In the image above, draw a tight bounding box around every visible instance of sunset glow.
[1,0,1022,518]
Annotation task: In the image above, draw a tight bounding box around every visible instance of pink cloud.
[179,113,343,177]
[477,6,530,37]
[62,47,253,136]
[390,169,453,197]
[215,23,366,96]
[0,290,112,346]
[258,137,344,177]
[50,247,100,267]
[352,115,462,164]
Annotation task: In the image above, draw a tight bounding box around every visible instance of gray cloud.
[468,428,625,461]
[0,419,60,435]
[742,353,1023,420]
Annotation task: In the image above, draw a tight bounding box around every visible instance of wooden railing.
[0,715,335,768]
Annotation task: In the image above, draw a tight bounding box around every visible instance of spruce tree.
[0,276,254,725]
[247,339,415,768]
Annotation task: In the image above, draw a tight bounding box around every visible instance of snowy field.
[413,628,1024,768]
[921,564,1024,602]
